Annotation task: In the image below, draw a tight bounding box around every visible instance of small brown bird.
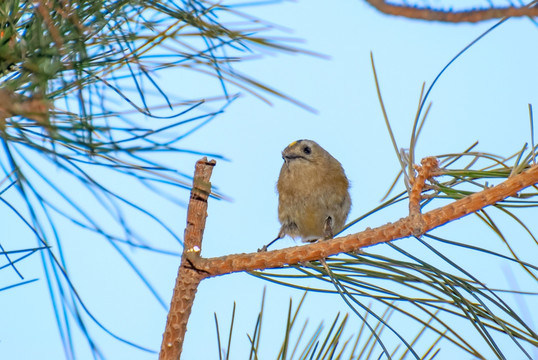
[261,139,351,251]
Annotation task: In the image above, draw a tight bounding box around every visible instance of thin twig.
[408,157,439,235]
[364,0,538,23]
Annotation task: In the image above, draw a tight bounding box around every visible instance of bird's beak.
[283,150,296,166]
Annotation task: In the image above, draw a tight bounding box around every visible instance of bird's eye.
[303,146,311,155]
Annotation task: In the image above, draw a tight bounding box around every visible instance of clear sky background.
[2,0,538,359]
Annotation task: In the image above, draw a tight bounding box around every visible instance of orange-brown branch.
[408,157,439,234]
[0,89,50,125]
[159,158,215,360]
[160,159,538,359]
[365,0,538,23]
[194,163,538,276]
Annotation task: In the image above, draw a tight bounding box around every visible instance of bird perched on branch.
[260,139,351,251]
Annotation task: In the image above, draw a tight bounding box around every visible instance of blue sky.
[2,0,538,359]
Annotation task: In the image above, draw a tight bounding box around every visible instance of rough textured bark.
[159,158,215,360]
[408,157,438,235]
[365,0,538,23]
[159,158,538,358]
[193,163,538,276]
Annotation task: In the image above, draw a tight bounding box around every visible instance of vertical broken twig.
[159,157,216,360]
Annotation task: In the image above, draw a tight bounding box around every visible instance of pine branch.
[193,160,538,275]
[364,0,538,23]
[161,156,538,358]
